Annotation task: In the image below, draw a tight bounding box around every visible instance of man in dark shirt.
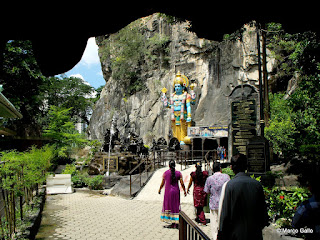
[219,153,269,240]
[292,176,320,240]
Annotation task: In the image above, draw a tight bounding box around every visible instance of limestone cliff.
[88,13,274,146]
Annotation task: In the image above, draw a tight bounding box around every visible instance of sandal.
[163,224,174,228]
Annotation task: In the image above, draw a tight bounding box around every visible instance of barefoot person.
[159,160,187,229]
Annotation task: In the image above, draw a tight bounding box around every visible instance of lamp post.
[256,23,265,137]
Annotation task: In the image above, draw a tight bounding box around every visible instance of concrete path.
[36,164,212,240]
[135,163,197,204]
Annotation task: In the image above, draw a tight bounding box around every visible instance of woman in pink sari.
[158,160,187,229]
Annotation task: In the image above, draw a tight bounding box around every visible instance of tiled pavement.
[36,164,212,240]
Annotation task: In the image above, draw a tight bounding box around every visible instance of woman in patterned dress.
[186,162,209,225]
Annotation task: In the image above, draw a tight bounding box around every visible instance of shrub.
[0,145,54,238]
[249,174,311,228]
[62,164,77,176]
[62,164,88,188]
[71,173,88,188]
[264,186,310,228]
[221,167,235,179]
[85,175,104,190]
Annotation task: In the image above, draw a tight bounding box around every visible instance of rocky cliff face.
[88,13,274,146]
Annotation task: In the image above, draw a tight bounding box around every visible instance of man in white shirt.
[204,162,230,240]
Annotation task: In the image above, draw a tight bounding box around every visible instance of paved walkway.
[36,164,212,240]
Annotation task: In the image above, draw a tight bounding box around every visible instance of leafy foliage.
[62,164,103,189]
[250,174,311,229]
[99,15,171,96]
[264,186,310,228]
[62,164,89,188]
[1,40,98,138]
[42,106,88,158]
[0,145,54,238]
[1,40,45,136]
[41,75,96,125]
[221,167,235,179]
[265,23,320,159]
[85,175,104,190]
[265,93,297,157]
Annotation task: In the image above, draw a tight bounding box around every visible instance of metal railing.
[129,155,154,197]
[128,150,180,197]
[179,211,211,240]
[153,150,173,168]
[175,150,219,172]
[128,149,226,197]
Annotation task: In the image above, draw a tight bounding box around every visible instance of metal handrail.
[179,210,210,240]
[129,156,154,197]
[128,157,146,175]
[175,150,220,171]
[129,151,175,197]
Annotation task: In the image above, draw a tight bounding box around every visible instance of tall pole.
[262,30,269,127]
[256,23,265,137]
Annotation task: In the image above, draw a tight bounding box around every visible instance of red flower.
[280,195,284,200]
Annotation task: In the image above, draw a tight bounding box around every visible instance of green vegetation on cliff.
[99,15,171,95]
[265,23,320,161]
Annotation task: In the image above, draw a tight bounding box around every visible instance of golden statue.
[161,72,196,145]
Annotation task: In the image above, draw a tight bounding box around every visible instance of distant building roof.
[0,91,23,119]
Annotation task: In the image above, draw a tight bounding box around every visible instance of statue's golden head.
[172,71,189,88]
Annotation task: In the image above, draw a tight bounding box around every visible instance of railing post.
[179,210,211,240]
[130,174,132,197]
[185,151,187,170]
[139,164,141,187]
[180,151,183,171]
[179,212,185,240]
[147,156,149,178]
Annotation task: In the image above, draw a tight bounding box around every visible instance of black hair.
[231,153,247,174]
[309,176,320,201]
[195,163,204,184]
[213,162,221,173]
[169,160,177,184]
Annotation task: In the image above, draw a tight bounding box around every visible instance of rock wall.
[88,13,274,146]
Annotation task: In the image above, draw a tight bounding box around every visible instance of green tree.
[42,75,96,125]
[288,74,320,148]
[1,40,45,136]
[43,106,87,157]
[265,93,297,157]
[1,41,97,137]
[266,23,320,159]
[0,145,54,237]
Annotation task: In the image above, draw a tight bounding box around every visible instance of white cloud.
[70,73,91,87]
[81,37,100,67]
[70,73,97,98]
[70,73,84,80]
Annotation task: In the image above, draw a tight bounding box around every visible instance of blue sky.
[64,37,105,89]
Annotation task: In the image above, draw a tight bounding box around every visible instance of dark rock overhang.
[1,2,319,76]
